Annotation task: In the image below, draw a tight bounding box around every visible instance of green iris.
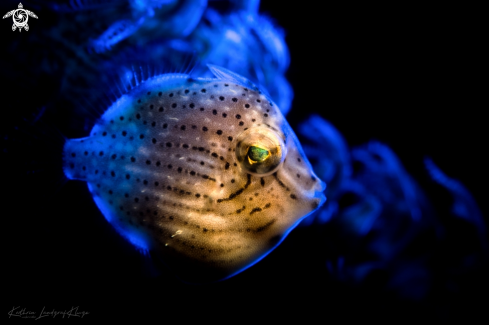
[247,146,270,163]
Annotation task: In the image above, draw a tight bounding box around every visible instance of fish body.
[62,66,325,282]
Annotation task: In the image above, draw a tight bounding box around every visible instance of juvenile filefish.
[63,65,325,282]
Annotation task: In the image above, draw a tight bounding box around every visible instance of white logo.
[3,3,38,32]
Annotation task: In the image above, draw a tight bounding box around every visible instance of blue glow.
[87,182,150,254]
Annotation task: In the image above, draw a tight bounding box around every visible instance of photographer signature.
[8,306,89,319]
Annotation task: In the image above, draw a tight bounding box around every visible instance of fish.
[62,64,326,283]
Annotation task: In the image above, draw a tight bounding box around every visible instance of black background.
[3,0,487,321]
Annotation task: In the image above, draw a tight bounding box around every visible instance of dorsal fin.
[207,64,260,91]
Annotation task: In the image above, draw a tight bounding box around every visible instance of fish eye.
[235,127,286,176]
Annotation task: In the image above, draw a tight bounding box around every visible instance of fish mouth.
[309,191,327,214]
[310,178,327,212]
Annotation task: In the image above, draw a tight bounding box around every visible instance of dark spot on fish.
[146,160,151,165]
[168,164,172,169]
[225,162,230,170]
[185,89,189,94]
[239,121,244,126]
[120,116,124,121]
[150,105,154,109]
[166,142,172,147]
[189,103,195,109]
[181,125,186,131]
[297,158,301,162]
[82,166,86,171]
[169,93,174,97]
[201,89,206,93]
[264,114,268,117]
[260,178,265,186]
[202,126,208,132]
[212,109,217,115]
[254,220,275,233]
[257,99,261,103]
[152,138,157,144]
[190,171,196,175]
[212,153,218,158]
[219,96,225,101]
[163,123,168,129]
[183,144,189,148]
[222,113,227,118]
[111,171,115,177]
[171,103,177,108]
[99,151,104,156]
[273,172,289,191]
[216,130,223,135]
[111,154,117,159]
[245,104,250,108]
[228,136,233,141]
[290,194,297,199]
[252,119,256,122]
[158,92,162,96]
[217,174,251,202]
[200,107,205,111]
[195,193,201,198]
[112,134,116,139]
[122,131,127,136]
[250,207,262,215]
[131,157,136,162]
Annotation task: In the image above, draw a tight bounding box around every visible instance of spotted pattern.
[63,74,325,282]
